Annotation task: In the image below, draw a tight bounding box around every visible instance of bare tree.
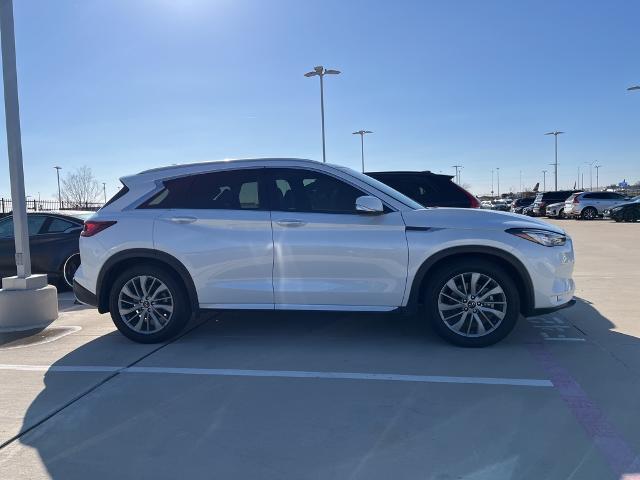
[60,166,101,206]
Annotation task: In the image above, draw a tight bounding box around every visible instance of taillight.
[81,220,116,237]
[457,185,480,208]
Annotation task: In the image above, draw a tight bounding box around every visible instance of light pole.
[544,131,564,191]
[542,170,547,192]
[54,166,62,207]
[491,169,494,197]
[304,66,340,163]
[595,164,601,190]
[102,182,107,203]
[452,165,462,184]
[584,161,595,191]
[0,0,57,329]
[352,130,373,172]
[496,167,500,197]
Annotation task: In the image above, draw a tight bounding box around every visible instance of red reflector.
[81,220,116,237]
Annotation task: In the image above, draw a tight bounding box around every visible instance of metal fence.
[0,198,104,216]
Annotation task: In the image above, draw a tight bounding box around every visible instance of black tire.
[423,259,520,347]
[62,253,81,288]
[581,207,597,220]
[624,211,638,222]
[557,208,564,219]
[108,264,192,343]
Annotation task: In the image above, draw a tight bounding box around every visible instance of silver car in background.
[565,191,627,220]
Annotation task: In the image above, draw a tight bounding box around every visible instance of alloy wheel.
[117,275,174,334]
[437,272,507,338]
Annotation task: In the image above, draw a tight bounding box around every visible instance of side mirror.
[355,195,384,214]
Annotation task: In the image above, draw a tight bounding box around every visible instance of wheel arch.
[96,249,199,314]
[407,246,535,316]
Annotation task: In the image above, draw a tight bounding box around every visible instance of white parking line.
[0,364,553,387]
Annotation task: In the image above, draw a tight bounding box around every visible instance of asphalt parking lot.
[0,219,638,480]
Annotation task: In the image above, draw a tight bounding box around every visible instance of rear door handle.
[169,216,197,224]
[276,219,307,227]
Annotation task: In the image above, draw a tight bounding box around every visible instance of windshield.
[336,166,424,210]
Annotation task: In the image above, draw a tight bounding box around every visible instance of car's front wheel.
[424,260,520,347]
[108,265,192,343]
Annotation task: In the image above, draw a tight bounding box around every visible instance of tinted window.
[0,218,12,238]
[142,169,262,210]
[370,173,466,206]
[270,169,365,213]
[102,185,129,208]
[28,216,47,235]
[44,218,77,233]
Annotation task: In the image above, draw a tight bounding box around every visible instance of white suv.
[74,158,575,347]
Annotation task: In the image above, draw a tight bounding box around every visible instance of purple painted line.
[528,343,640,479]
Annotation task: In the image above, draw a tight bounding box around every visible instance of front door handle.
[276,219,307,227]
[169,216,197,224]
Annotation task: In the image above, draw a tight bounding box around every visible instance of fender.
[96,248,199,313]
[406,245,535,315]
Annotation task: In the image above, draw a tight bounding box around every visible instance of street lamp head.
[544,131,564,136]
[314,65,324,73]
[304,71,319,77]
[54,166,61,170]
[324,69,340,75]
[627,85,640,91]
[352,130,373,135]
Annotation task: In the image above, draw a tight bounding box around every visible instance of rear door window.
[141,169,263,210]
[43,217,77,234]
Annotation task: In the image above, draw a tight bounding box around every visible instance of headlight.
[507,228,567,247]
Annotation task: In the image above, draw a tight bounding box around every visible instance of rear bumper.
[73,279,98,308]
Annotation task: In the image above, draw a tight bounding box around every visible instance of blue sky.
[1,0,639,198]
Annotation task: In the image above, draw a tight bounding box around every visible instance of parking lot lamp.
[352,130,373,172]
[542,170,547,192]
[0,0,57,330]
[496,167,500,197]
[595,165,601,190]
[304,66,340,163]
[491,169,494,197]
[544,131,564,191]
[54,166,62,207]
[627,85,640,91]
[452,165,462,184]
[102,182,107,203]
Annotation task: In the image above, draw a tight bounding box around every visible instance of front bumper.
[528,298,576,316]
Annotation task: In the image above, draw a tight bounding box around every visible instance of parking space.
[0,220,639,479]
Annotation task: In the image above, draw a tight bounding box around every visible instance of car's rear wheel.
[557,208,565,219]
[108,265,192,343]
[423,260,520,347]
[581,207,597,220]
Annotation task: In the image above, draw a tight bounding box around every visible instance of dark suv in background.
[532,190,580,216]
[366,171,480,208]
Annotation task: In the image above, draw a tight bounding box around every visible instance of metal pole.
[319,73,326,163]
[1,0,31,278]
[54,166,61,207]
[554,134,558,191]
[496,168,500,197]
[542,170,547,192]
[491,169,494,197]
[360,134,364,173]
[595,165,600,190]
[102,182,107,203]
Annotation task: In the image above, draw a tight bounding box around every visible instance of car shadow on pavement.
[7,302,640,480]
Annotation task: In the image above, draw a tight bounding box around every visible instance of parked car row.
[509,189,640,222]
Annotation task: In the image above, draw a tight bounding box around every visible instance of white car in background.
[74,158,575,347]
[565,191,628,219]
[545,202,566,219]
